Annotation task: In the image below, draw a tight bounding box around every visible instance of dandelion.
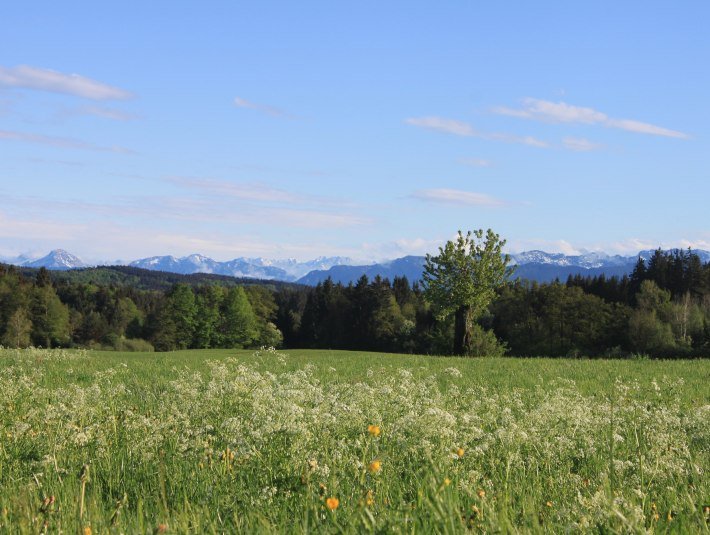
[83,527,92,535]
[154,524,169,533]
[326,497,339,511]
[368,424,381,437]
[545,501,553,508]
[456,447,465,458]
[368,460,382,473]
[365,490,375,506]
[477,489,486,498]
[444,478,451,487]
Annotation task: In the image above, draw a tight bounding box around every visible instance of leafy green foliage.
[422,229,511,320]
[422,229,512,355]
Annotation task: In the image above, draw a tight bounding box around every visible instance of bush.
[466,324,507,357]
[117,337,155,352]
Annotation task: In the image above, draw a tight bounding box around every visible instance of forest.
[1,248,709,358]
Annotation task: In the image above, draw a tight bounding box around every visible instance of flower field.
[1,347,708,533]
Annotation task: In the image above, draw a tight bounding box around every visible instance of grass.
[1,347,708,533]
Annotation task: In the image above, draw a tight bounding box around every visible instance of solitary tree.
[422,229,512,355]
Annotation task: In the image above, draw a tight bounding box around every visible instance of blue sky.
[1,1,708,262]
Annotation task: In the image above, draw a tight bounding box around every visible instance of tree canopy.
[422,229,512,355]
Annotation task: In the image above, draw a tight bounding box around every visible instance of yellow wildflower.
[326,497,339,511]
[456,447,465,458]
[368,425,381,437]
[83,527,92,535]
[365,490,375,506]
[368,460,382,473]
[477,489,486,498]
[546,501,553,508]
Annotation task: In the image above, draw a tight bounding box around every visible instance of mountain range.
[4,248,710,285]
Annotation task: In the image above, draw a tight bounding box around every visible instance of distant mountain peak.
[23,249,86,270]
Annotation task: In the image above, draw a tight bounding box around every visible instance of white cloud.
[0,129,134,154]
[458,158,492,167]
[562,137,602,152]
[488,132,549,148]
[411,188,505,207]
[406,116,548,147]
[506,239,583,255]
[0,65,132,100]
[166,176,304,203]
[494,98,689,139]
[234,96,290,118]
[78,105,138,121]
[405,116,475,136]
[358,237,443,260]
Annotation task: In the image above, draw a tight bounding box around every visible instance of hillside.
[3,263,301,291]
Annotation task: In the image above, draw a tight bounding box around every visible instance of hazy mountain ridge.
[297,249,710,285]
[5,248,710,285]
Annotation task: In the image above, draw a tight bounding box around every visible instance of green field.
[1,348,708,533]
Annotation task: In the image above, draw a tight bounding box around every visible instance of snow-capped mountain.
[510,250,633,269]
[130,254,221,275]
[127,254,354,281]
[22,249,86,270]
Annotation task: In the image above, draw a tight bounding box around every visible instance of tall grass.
[0,347,708,533]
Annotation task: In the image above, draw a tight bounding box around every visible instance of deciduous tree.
[422,229,512,355]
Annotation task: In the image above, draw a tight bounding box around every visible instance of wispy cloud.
[405,116,475,136]
[0,65,132,100]
[494,98,689,139]
[406,115,548,147]
[562,137,602,152]
[0,211,87,241]
[234,96,291,118]
[488,132,549,148]
[506,239,582,256]
[4,190,370,230]
[458,158,492,167]
[411,188,505,207]
[0,129,134,154]
[360,237,444,260]
[165,176,304,204]
[78,105,138,121]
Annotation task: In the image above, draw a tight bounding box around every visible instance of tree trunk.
[454,304,473,355]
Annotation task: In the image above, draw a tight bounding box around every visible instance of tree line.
[1,248,709,357]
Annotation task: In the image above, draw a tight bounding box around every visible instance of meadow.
[0,347,708,533]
